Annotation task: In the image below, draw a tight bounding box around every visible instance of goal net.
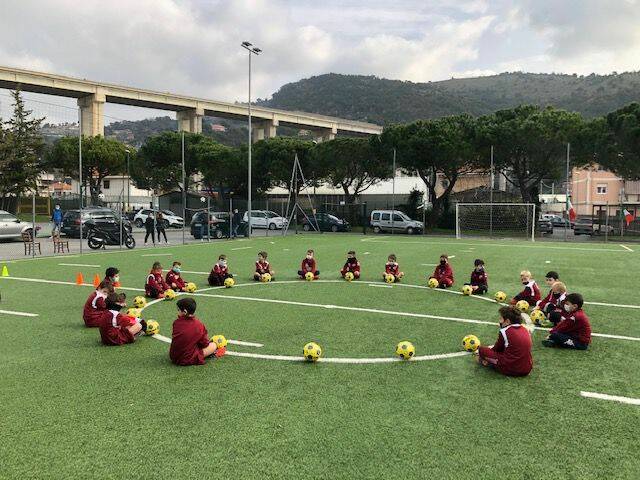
[456,203,536,241]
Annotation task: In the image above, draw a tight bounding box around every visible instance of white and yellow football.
[305,271,314,281]
[164,289,177,300]
[530,309,546,324]
[462,334,480,352]
[303,342,322,362]
[395,341,415,360]
[145,320,160,336]
[211,334,228,348]
[516,300,530,313]
[261,273,272,283]
[185,282,197,293]
[494,291,507,302]
[344,271,354,282]
[384,274,395,284]
[428,278,439,288]
[126,307,142,318]
[133,296,147,309]
[462,285,473,296]
[224,277,235,288]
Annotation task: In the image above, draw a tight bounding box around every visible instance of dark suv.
[61,207,131,238]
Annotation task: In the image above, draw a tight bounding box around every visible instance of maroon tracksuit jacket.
[83,290,107,328]
[479,324,533,376]
[385,262,401,276]
[165,270,186,291]
[551,309,592,345]
[145,271,168,297]
[169,315,211,366]
[97,310,136,346]
[432,263,454,286]
[300,258,318,274]
[341,258,361,277]
[514,281,541,306]
[537,291,566,311]
[255,260,271,275]
[470,269,488,287]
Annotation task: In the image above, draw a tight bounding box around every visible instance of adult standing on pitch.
[156,211,168,244]
[144,212,155,245]
[232,208,242,238]
[51,204,63,236]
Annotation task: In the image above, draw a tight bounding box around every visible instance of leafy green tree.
[0,89,45,210]
[313,137,391,203]
[47,135,128,205]
[252,137,316,195]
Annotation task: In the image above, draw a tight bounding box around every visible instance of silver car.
[0,210,39,239]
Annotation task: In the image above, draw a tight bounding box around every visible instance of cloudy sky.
[1,0,639,122]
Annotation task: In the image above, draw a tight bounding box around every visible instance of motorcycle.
[86,219,136,250]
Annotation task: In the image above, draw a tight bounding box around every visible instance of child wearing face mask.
[145,262,169,298]
[97,292,145,346]
[510,270,541,306]
[208,254,233,286]
[543,293,591,350]
[298,249,319,280]
[104,267,120,287]
[477,305,533,377]
[254,251,275,281]
[166,261,187,291]
[340,250,361,279]
[534,277,567,326]
[83,280,114,327]
[429,254,454,288]
[466,258,488,295]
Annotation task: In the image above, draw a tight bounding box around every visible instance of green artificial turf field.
[1,234,639,479]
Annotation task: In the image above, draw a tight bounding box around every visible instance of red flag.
[624,209,634,226]
[567,199,577,222]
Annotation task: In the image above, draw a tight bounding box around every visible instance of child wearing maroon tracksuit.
[340,250,361,279]
[478,305,533,377]
[254,251,275,281]
[298,249,319,279]
[208,254,233,286]
[430,254,454,288]
[83,280,113,327]
[145,262,169,298]
[466,258,488,295]
[169,297,225,366]
[535,278,567,326]
[97,292,145,346]
[543,293,591,350]
[166,261,187,291]
[383,254,404,282]
[103,267,120,286]
[511,270,541,306]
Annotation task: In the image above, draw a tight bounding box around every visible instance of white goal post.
[455,203,537,241]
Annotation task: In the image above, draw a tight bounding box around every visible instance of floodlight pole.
[391,148,396,235]
[182,131,186,245]
[242,41,261,238]
[565,142,570,242]
[78,108,83,255]
[489,145,494,237]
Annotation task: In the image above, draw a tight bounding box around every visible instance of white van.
[370,210,423,234]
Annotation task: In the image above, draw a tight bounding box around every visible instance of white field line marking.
[580,391,640,406]
[0,309,38,317]
[369,284,392,288]
[141,253,172,257]
[361,237,633,253]
[421,263,437,266]
[363,252,370,255]
[449,255,456,258]
[228,339,264,347]
[585,301,640,310]
[231,246,252,251]
[620,244,634,252]
[58,263,101,268]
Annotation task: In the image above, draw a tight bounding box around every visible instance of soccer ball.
[305,272,314,281]
[224,277,235,288]
[462,334,480,352]
[185,282,197,293]
[133,296,147,309]
[494,291,507,302]
[126,307,142,318]
[428,278,439,288]
[530,309,546,324]
[396,341,415,360]
[462,285,473,296]
[515,300,530,313]
[303,342,322,362]
[211,334,228,348]
[344,272,354,282]
[164,289,177,300]
[145,320,160,335]
[261,273,272,283]
[384,274,395,284]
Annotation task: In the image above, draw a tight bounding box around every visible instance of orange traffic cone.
[93,274,101,288]
[76,272,84,285]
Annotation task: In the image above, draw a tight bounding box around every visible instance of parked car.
[543,214,572,228]
[0,210,41,240]
[370,210,423,234]
[302,213,351,232]
[537,218,554,235]
[243,210,288,230]
[133,209,184,229]
[573,218,593,235]
[190,211,249,239]
[61,208,131,238]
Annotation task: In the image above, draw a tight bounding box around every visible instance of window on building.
[103,180,110,189]
[596,184,607,194]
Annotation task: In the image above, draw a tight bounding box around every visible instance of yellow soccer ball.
[305,271,314,281]
[303,342,322,362]
[211,334,228,348]
[126,307,142,318]
[261,273,272,283]
[462,285,473,296]
[164,289,176,300]
[344,271,354,282]
[133,296,147,309]
[516,300,530,313]
[224,277,235,288]
[145,320,160,336]
[185,282,197,293]
[494,291,507,302]
[530,309,546,324]
[428,278,439,288]
[462,334,480,352]
[395,341,415,360]
[385,274,395,284]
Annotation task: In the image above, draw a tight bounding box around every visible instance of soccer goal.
[455,203,536,241]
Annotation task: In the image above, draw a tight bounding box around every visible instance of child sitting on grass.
[383,254,404,282]
[145,261,169,298]
[166,261,187,291]
[477,305,533,377]
[83,280,114,327]
[340,250,361,279]
[98,292,146,346]
[466,259,488,295]
[543,293,591,350]
[430,254,454,288]
[510,270,541,306]
[254,251,275,281]
[103,267,120,286]
[535,281,567,326]
[208,254,233,286]
[298,249,319,280]
[169,297,226,366]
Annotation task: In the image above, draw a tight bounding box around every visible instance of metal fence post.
[31,191,36,258]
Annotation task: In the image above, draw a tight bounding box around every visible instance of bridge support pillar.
[252,119,278,143]
[177,107,204,133]
[314,126,337,142]
[78,89,106,137]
